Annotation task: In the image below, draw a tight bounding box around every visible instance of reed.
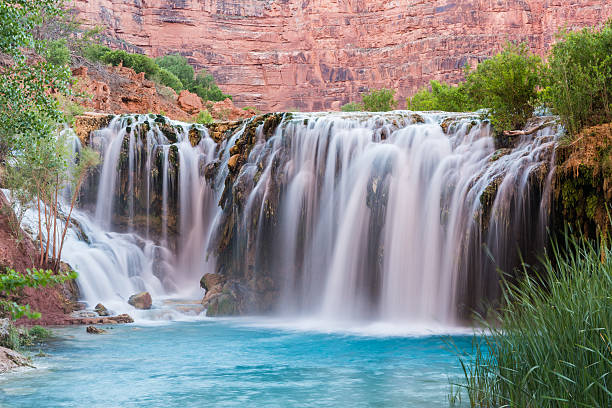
[457,232,612,407]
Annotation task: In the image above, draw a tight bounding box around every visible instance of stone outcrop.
[71,61,191,120]
[177,90,204,114]
[0,346,31,374]
[72,0,612,111]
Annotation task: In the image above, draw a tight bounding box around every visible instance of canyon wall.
[72,0,612,111]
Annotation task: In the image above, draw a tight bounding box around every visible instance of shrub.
[156,54,195,89]
[156,68,183,92]
[46,39,70,66]
[128,53,160,79]
[100,50,159,79]
[407,80,476,112]
[361,88,397,112]
[465,42,543,132]
[191,70,231,102]
[545,20,612,136]
[82,43,111,62]
[341,102,363,112]
[195,109,213,124]
[456,232,612,407]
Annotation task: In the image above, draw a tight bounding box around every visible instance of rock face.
[128,292,153,310]
[177,90,203,114]
[73,0,612,111]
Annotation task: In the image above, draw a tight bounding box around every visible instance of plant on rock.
[0,267,76,320]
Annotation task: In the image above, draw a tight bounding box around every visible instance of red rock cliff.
[72,0,612,111]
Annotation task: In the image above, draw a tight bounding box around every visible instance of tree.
[361,88,397,112]
[156,54,195,89]
[407,80,477,112]
[465,42,543,132]
[544,20,612,136]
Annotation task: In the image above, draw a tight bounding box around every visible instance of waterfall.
[53,112,558,323]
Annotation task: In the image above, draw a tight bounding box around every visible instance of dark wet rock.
[86,326,106,334]
[94,303,110,316]
[0,346,31,373]
[128,292,152,310]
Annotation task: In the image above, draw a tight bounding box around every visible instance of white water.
[13,112,560,324]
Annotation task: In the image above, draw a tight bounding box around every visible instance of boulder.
[94,303,110,316]
[86,326,106,334]
[0,346,31,374]
[200,273,226,291]
[177,90,204,114]
[128,292,152,310]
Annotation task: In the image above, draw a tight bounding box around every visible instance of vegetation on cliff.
[456,232,612,407]
[342,88,398,112]
[408,20,612,137]
[0,0,86,323]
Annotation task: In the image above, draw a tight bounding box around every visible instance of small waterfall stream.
[45,111,559,323]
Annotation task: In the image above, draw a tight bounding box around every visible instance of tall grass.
[456,233,612,407]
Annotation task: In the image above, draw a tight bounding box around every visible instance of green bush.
[465,42,543,132]
[456,232,612,407]
[100,50,159,79]
[341,102,363,112]
[361,88,397,112]
[156,54,195,89]
[545,21,612,136]
[195,109,213,124]
[82,43,111,62]
[191,70,231,102]
[407,80,476,112]
[156,68,183,92]
[46,39,70,66]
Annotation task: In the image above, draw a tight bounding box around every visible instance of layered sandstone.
[72,1,611,111]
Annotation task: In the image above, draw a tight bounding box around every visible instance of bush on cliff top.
[342,88,397,112]
[544,20,612,137]
[407,80,475,112]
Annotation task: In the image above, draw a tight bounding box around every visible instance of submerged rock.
[0,346,31,373]
[86,326,106,334]
[128,292,152,310]
[94,303,110,316]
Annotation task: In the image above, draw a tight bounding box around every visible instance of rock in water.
[94,303,110,316]
[128,292,152,310]
[200,273,226,291]
[86,326,106,334]
[0,346,31,373]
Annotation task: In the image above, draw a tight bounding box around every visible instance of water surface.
[0,319,473,407]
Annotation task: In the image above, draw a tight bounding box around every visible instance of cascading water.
[44,111,559,324]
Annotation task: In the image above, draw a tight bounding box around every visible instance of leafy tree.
[0,267,76,319]
[156,54,195,89]
[465,42,543,132]
[544,21,612,136]
[156,68,184,93]
[0,0,63,57]
[191,69,231,102]
[407,80,476,112]
[361,88,397,112]
[45,38,70,66]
